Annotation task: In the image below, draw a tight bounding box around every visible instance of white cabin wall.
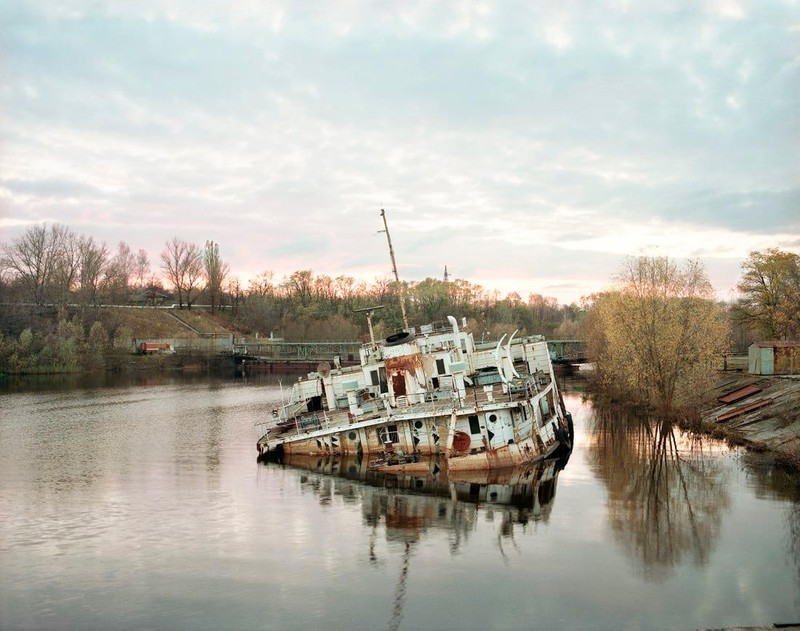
[324,368,368,409]
[469,349,499,372]
[322,374,336,410]
[525,342,552,374]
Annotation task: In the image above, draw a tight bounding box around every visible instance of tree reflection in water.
[587,408,731,581]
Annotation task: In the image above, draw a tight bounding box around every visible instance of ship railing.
[279,400,307,422]
[254,421,270,442]
[467,376,545,407]
[424,389,454,403]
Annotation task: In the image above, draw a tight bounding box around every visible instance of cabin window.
[371,368,388,394]
[306,396,323,412]
[379,424,399,444]
[468,415,481,435]
[541,391,555,419]
[540,398,550,418]
[436,358,446,375]
[431,376,440,389]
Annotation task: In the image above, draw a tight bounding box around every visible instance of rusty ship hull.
[256,317,572,471]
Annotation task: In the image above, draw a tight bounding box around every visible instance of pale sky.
[1,0,798,305]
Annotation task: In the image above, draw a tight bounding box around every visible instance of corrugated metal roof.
[717,398,772,422]
[718,384,762,404]
[751,341,800,348]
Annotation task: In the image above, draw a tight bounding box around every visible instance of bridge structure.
[547,340,588,364]
[234,339,363,373]
[234,338,588,372]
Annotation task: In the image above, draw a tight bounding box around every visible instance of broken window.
[371,368,388,393]
[379,424,399,444]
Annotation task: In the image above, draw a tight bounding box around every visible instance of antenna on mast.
[379,209,410,330]
[353,305,384,350]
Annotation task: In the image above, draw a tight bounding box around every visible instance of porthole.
[348,431,357,440]
[489,414,498,423]
[414,420,423,429]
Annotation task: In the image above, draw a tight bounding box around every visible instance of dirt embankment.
[98,308,240,373]
[701,373,800,469]
[97,308,235,339]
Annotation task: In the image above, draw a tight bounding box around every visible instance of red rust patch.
[384,354,423,373]
[452,431,471,452]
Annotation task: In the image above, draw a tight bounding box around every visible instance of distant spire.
[443,265,450,282]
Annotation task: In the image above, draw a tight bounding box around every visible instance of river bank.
[700,373,800,470]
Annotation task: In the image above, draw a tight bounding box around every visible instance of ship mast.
[379,209,410,330]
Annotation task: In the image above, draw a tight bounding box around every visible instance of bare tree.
[282,270,314,305]
[203,240,229,313]
[106,241,137,303]
[78,236,109,306]
[313,274,335,301]
[369,276,393,305]
[161,237,203,308]
[50,229,81,304]
[226,277,243,317]
[1,223,72,304]
[134,249,151,291]
[248,270,275,297]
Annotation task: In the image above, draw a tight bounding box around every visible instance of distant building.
[130,289,172,306]
[748,341,800,375]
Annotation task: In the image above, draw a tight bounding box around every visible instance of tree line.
[0,224,230,312]
[1,224,799,416]
[0,223,580,343]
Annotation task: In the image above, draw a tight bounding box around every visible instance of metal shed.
[748,341,800,375]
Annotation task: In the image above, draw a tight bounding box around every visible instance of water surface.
[1,376,797,630]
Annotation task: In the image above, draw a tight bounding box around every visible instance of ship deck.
[257,371,553,447]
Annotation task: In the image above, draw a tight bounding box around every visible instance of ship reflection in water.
[266,453,569,630]
[269,452,568,546]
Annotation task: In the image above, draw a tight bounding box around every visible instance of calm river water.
[0,374,798,631]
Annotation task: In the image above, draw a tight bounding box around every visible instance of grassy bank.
[0,305,238,376]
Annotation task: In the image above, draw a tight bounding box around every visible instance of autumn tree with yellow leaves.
[735,248,800,341]
[586,256,729,417]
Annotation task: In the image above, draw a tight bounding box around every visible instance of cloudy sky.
[1,0,798,304]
